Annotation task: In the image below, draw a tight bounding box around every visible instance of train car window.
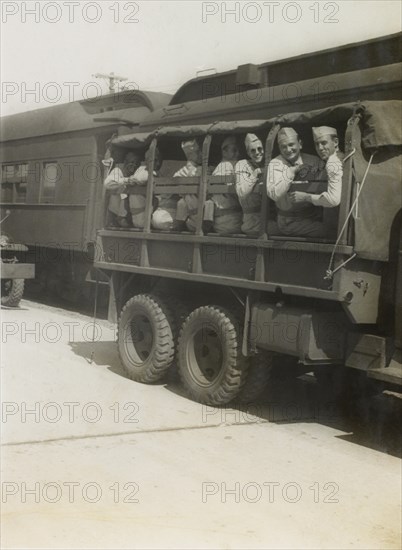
[1,163,28,203]
[40,162,59,203]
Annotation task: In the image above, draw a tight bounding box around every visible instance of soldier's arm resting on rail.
[289,155,343,207]
[131,165,151,185]
[104,166,129,193]
[309,154,343,207]
[266,158,299,201]
[173,167,188,178]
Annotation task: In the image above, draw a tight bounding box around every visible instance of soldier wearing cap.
[174,139,214,232]
[289,126,344,210]
[266,127,324,237]
[288,126,344,237]
[211,136,242,234]
[236,133,264,235]
[104,150,142,228]
[129,147,162,229]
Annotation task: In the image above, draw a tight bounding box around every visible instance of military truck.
[94,34,401,405]
[93,100,401,405]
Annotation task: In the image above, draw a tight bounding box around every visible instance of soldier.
[129,147,162,229]
[288,126,344,237]
[289,126,344,208]
[211,136,242,234]
[174,139,214,232]
[104,151,142,228]
[266,127,324,237]
[236,133,264,236]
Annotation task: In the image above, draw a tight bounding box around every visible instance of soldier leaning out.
[104,151,142,228]
[266,127,324,237]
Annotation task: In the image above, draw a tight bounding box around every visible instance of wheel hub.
[126,314,154,363]
[189,327,223,385]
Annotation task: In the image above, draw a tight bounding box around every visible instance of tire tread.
[1,278,25,307]
[118,294,175,383]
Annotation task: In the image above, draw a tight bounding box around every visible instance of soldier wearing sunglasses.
[235,133,264,236]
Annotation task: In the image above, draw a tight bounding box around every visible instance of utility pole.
[92,72,128,93]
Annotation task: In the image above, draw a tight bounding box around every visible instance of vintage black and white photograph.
[1,1,401,548]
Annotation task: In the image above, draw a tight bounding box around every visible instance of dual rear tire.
[117,295,271,405]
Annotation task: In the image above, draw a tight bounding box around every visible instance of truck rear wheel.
[118,294,175,383]
[178,306,248,405]
[1,278,25,307]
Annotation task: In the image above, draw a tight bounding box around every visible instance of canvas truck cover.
[110,131,154,150]
[114,102,402,148]
[111,120,272,145]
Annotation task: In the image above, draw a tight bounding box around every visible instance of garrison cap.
[181,139,200,153]
[277,127,299,144]
[244,133,262,152]
[312,126,338,141]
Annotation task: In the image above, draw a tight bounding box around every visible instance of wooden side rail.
[123,177,326,197]
[153,185,199,194]
[156,176,200,185]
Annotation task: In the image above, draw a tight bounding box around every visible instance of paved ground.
[1,299,401,549]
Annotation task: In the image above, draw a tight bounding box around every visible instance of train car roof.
[140,63,402,130]
[0,90,172,142]
[170,32,402,104]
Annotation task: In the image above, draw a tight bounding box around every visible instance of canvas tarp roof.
[110,131,154,149]
[111,120,272,147]
[113,101,401,151]
[271,101,402,150]
[359,100,402,149]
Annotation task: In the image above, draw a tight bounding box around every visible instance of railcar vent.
[236,64,261,86]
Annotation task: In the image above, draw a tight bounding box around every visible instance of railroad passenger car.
[0,90,171,300]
